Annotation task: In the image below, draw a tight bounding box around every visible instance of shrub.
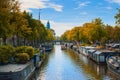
[15,46,35,58]
[34,48,40,54]
[40,53,46,59]
[0,45,15,64]
[0,45,35,64]
[15,53,30,64]
[15,46,27,53]
[25,46,35,58]
[0,53,8,64]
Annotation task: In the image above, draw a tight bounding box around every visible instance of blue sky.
[19,0,120,36]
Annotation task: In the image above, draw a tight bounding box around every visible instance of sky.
[19,0,120,36]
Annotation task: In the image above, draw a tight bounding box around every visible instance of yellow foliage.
[96,46,104,49]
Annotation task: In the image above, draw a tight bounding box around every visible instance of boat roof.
[98,49,114,52]
[84,46,95,49]
[94,51,102,55]
[88,49,96,53]
[94,49,115,55]
[0,62,31,73]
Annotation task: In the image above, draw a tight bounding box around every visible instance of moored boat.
[106,55,120,75]
[61,45,66,50]
[0,60,35,80]
[79,46,96,57]
[40,44,53,52]
[45,47,52,52]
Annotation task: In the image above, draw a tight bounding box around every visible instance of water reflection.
[66,49,109,80]
[32,45,118,80]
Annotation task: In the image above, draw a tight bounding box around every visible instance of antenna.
[39,9,41,21]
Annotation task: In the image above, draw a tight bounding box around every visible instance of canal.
[33,45,118,80]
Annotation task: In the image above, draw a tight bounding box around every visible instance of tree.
[60,30,71,41]
[82,23,93,43]
[91,18,106,45]
[115,8,120,26]
[46,29,55,41]
[0,0,21,45]
[112,26,120,42]
[70,27,81,41]
[114,8,120,43]
[0,0,12,44]
[105,25,114,42]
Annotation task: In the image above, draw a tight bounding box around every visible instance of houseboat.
[40,44,53,52]
[0,60,35,80]
[79,46,96,57]
[79,46,84,53]
[34,51,43,68]
[90,50,115,63]
[0,51,44,80]
[106,56,120,75]
[87,49,96,59]
[45,47,52,52]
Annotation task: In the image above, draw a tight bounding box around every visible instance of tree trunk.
[2,36,7,45]
[12,36,14,46]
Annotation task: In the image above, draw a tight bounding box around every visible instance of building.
[46,21,50,29]
[46,21,56,36]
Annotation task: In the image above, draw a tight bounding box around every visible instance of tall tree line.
[0,0,55,47]
[61,9,120,45]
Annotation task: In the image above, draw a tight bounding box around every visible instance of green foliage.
[40,53,46,59]
[0,0,20,44]
[105,25,113,41]
[25,46,35,58]
[46,29,55,41]
[35,48,40,54]
[0,45,15,64]
[0,0,53,46]
[15,53,30,64]
[112,26,120,42]
[115,8,120,25]
[15,46,35,58]
[15,46,27,53]
[0,45,36,64]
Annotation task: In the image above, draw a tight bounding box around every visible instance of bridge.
[52,40,64,45]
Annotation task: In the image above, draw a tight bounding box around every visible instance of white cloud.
[75,1,90,9]
[41,20,81,36]
[106,0,120,5]
[47,3,63,12]
[79,1,90,7]
[18,0,63,12]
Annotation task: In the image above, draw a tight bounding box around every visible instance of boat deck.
[0,60,32,73]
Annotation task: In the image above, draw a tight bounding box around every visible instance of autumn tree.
[46,29,55,42]
[112,26,120,42]
[113,9,120,43]
[105,25,114,42]
[82,23,93,43]
[91,18,106,45]
[0,0,13,44]
[60,30,70,41]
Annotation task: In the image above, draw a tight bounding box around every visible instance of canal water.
[33,45,117,80]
